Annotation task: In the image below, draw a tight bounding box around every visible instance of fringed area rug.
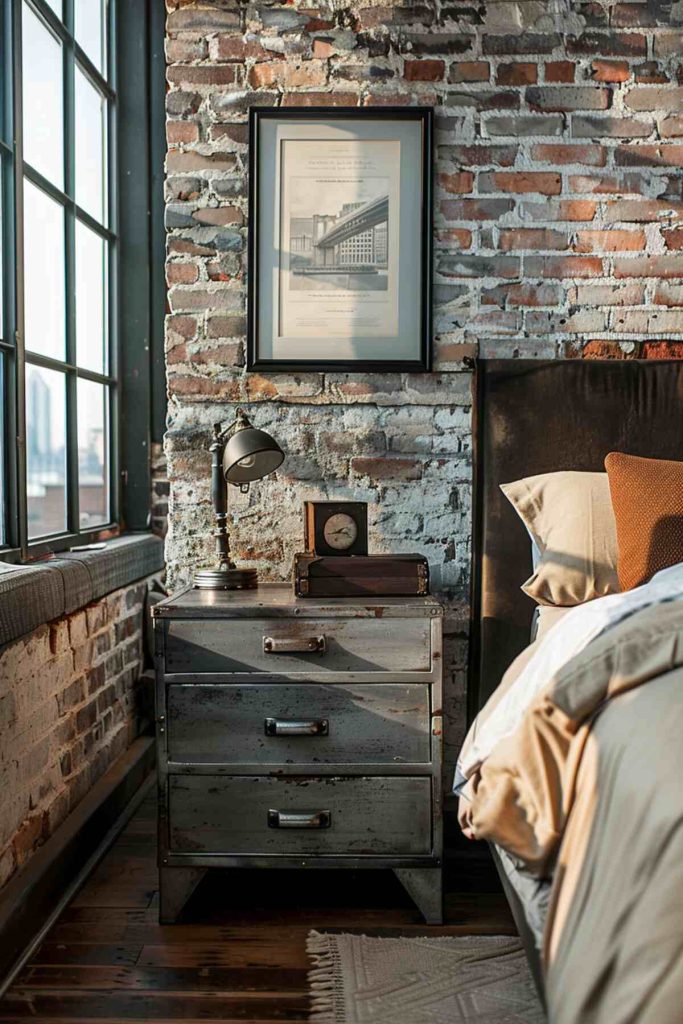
[307,932,546,1024]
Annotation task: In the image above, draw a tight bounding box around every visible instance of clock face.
[323,513,359,551]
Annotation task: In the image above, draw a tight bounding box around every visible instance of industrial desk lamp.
[193,409,284,590]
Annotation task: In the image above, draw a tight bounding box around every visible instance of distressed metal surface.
[166,683,431,766]
[168,776,432,856]
[154,590,444,923]
[394,867,443,925]
[152,582,443,619]
[164,616,431,675]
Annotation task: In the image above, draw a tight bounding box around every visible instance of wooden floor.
[0,788,514,1023]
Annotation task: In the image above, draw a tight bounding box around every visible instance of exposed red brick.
[532,143,606,166]
[663,229,683,250]
[438,171,474,195]
[284,63,327,88]
[363,92,413,106]
[212,35,277,62]
[440,198,514,221]
[167,65,236,86]
[167,121,200,145]
[614,255,683,278]
[525,255,603,277]
[558,200,598,221]
[545,61,575,83]
[498,228,569,250]
[404,59,445,82]
[248,62,283,88]
[613,144,683,167]
[210,124,249,145]
[449,61,490,83]
[574,229,646,252]
[605,198,683,222]
[166,262,199,285]
[591,59,630,83]
[642,341,683,359]
[167,314,197,340]
[571,340,629,359]
[313,39,334,59]
[189,342,243,367]
[496,62,537,86]
[434,228,472,247]
[482,171,562,195]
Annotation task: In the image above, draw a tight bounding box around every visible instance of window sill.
[0,534,164,647]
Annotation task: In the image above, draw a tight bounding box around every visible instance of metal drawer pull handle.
[263,635,326,654]
[265,718,329,737]
[268,809,331,830]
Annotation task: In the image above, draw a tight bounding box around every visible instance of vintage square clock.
[304,501,368,557]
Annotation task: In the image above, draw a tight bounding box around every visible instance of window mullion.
[64,0,79,538]
[12,0,28,557]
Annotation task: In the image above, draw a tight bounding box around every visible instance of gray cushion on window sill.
[0,534,164,647]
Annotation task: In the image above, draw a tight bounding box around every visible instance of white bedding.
[456,561,683,788]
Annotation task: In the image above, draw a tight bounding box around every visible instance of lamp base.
[192,566,258,590]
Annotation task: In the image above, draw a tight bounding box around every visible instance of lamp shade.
[223,426,284,484]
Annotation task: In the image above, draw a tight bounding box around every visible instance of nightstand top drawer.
[163,615,433,676]
[152,583,443,620]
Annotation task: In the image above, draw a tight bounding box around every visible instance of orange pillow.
[605,452,683,591]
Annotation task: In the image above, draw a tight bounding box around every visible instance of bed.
[464,358,683,1021]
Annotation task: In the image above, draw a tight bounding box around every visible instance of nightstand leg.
[159,866,207,924]
[394,868,443,925]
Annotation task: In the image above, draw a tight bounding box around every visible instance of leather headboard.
[468,358,683,722]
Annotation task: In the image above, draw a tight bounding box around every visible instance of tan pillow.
[501,471,620,607]
[605,452,683,591]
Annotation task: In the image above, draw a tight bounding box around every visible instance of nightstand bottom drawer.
[168,775,432,856]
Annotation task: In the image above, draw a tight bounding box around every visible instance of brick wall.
[0,580,154,890]
[164,0,683,777]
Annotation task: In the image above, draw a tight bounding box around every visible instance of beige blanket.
[464,600,683,1024]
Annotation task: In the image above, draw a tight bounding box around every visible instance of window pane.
[76,221,107,372]
[22,2,64,188]
[26,365,66,538]
[78,379,108,528]
[75,0,106,74]
[75,68,107,224]
[24,180,65,359]
[45,0,63,17]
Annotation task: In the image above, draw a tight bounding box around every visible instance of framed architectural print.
[247,107,433,373]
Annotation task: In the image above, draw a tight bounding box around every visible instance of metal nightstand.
[152,584,444,923]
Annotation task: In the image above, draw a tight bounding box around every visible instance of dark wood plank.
[18,967,309,993]
[0,992,309,1020]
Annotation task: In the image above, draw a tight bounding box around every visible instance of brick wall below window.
[0,579,156,890]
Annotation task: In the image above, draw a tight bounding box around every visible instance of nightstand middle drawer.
[166,683,431,765]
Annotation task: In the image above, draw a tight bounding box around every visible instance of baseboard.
[0,735,156,993]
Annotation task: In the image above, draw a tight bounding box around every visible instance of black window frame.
[0,0,165,562]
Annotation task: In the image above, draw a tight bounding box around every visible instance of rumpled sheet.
[458,595,683,1024]
[455,561,683,792]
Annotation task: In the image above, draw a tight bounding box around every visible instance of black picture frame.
[247,106,433,374]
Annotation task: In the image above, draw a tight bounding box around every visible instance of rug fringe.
[306,930,344,1024]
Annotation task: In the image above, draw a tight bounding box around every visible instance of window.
[0,0,117,557]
